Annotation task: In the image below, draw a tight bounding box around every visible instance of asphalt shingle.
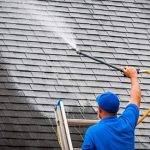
[0,0,150,149]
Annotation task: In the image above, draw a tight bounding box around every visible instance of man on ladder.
[82,66,141,150]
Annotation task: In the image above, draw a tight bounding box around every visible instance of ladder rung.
[67,119,99,126]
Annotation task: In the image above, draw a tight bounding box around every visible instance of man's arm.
[123,66,141,108]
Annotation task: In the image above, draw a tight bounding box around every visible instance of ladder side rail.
[55,101,73,150]
[55,107,66,150]
[60,101,73,150]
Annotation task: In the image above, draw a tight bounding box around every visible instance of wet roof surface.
[0,0,150,149]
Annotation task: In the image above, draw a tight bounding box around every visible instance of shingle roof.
[0,0,150,149]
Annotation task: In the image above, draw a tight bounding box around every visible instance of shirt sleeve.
[121,103,139,129]
[82,127,95,150]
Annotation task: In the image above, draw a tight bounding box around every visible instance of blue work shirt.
[82,104,139,150]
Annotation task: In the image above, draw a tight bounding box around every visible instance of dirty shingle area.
[0,0,150,149]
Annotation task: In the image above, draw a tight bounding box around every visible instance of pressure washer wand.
[76,49,150,75]
[76,50,123,73]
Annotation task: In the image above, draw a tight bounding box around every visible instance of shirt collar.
[99,115,118,123]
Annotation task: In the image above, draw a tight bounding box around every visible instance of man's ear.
[98,106,102,113]
[98,106,102,119]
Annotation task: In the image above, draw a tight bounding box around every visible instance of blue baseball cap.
[96,91,120,113]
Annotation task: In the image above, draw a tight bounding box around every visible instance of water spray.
[74,48,150,75]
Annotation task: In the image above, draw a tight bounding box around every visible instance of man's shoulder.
[88,121,105,133]
[121,103,139,117]
[125,103,139,110]
[119,103,139,128]
[124,103,139,116]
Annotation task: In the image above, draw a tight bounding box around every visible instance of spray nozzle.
[74,48,81,54]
